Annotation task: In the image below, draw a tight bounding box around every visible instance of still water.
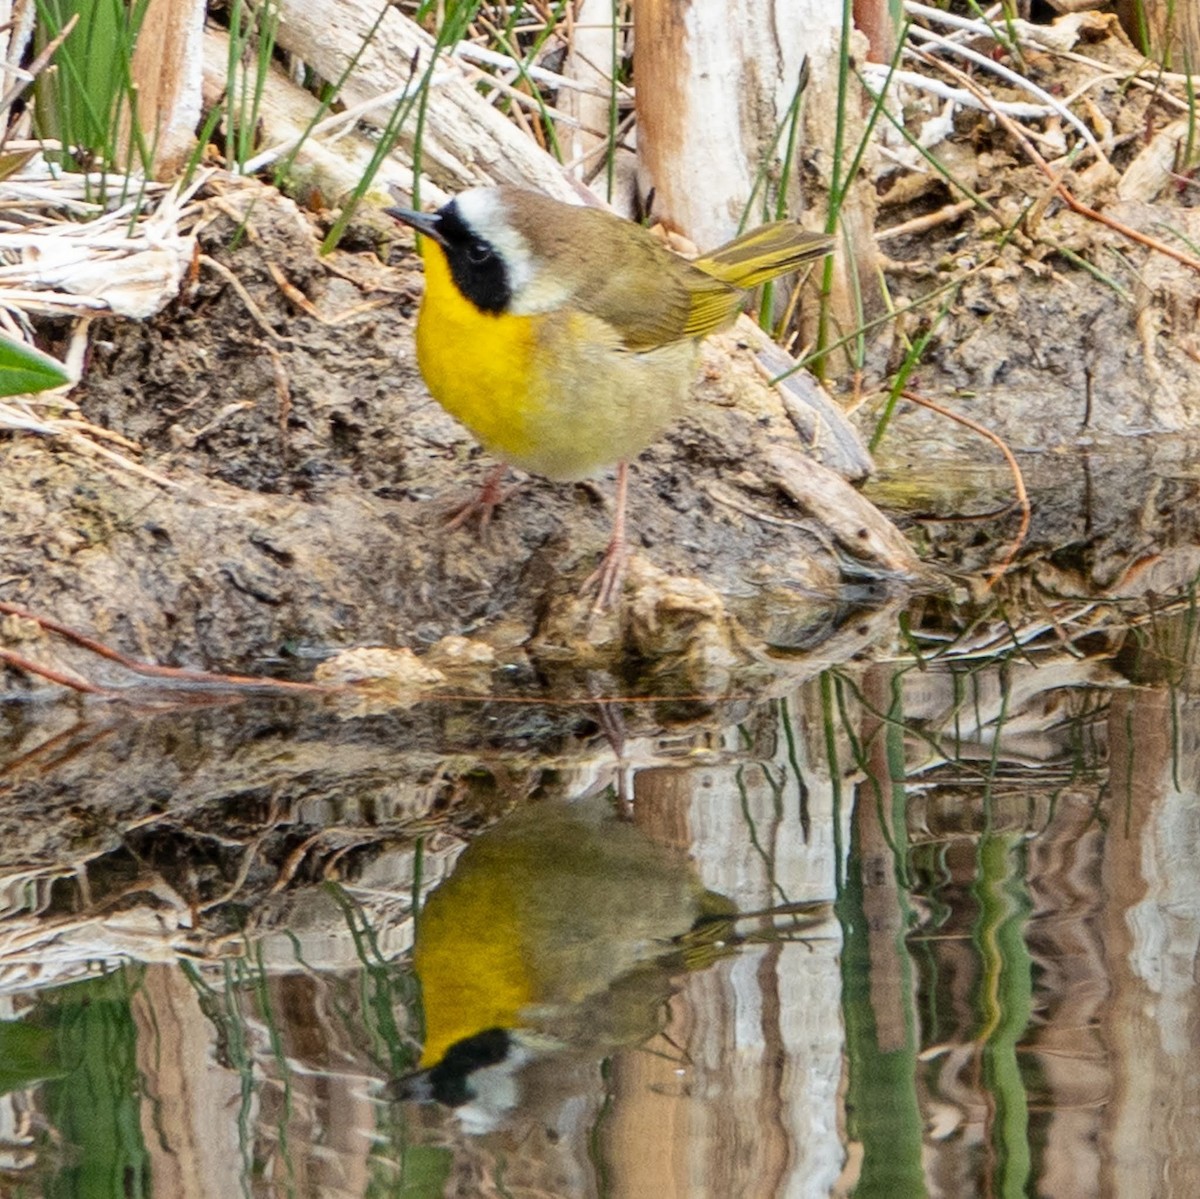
[2,451,1200,1197]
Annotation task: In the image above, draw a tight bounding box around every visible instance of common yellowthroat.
[387,187,833,609]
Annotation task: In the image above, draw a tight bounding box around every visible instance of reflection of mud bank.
[0,677,836,992]
[0,692,848,1198]
[871,433,1200,590]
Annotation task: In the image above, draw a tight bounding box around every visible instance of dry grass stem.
[0,646,112,694]
[877,196,984,241]
[0,600,338,695]
[905,22,1104,159]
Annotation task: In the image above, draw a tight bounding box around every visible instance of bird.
[387,186,833,610]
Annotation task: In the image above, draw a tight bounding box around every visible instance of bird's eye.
[466,242,493,265]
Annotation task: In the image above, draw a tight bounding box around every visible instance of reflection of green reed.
[969,671,1034,1195]
[181,958,260,1198]
[822,651,1039,1193]
[735,759,790,906]
[247,942,297,1195]
[779,696,812,841]
[821,672,846,885]
[324,884,445,1199]
[587,1058,615,1199]
[826,663,926,1197]
[38,965,150,1199]
[909,839,952,1047]
[972,832,1034,1199]
[1126,583,1200,795]
[832,669,914,881]
[0,1016,62,1095]
[836,818,926,1198]
[326,882,422,1078]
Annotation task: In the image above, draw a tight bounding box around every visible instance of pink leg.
[581,461,630,612]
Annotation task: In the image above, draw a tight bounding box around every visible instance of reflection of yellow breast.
[414,866,535,1068]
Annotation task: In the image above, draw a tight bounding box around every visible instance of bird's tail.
[695,222,833,288]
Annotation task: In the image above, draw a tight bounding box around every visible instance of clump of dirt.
[0,180,911,696]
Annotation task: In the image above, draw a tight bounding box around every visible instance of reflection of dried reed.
[0,830,431,996]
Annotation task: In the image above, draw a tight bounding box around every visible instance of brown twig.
[0,645,113,694]
[266,261,324,321]
[0,718,118,779]
[877,196,988,242]
[916,48,1200,275]
[198,254,289,342]
[0,600,332,693]
[899,389,1029,587]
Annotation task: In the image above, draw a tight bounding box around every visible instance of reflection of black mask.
[389,1027,513,1107]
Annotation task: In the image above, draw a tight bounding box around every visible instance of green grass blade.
[0,334,71,395]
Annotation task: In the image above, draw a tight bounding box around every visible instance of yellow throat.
[414,238,540,466]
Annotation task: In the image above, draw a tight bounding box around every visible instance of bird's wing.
[573,247,744,351]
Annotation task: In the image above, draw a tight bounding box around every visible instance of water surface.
[2,444,1200,1198]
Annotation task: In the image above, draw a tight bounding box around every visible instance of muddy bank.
[0,182,912,698]
[873,201,1200,447]
[865,19,1200,449]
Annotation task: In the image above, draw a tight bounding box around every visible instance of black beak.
[385,205,444,244]
[385,1068,436,1103]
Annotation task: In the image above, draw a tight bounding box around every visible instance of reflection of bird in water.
[388,796,735,1134]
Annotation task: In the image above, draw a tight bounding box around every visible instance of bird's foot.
[580,533,628,614]
[443,463,519,534]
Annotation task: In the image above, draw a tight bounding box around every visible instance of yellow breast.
[414,240,541,465]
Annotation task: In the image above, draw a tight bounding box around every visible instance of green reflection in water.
[909,839,952,1050]
[837,818,926,1198]
[970,668,1035,1196]
[177,896,435,1199]
[973,832,1034,1198]
[394,1144,453,1199]
[0,1017,62,1094]
[834,668,926,1199]
[38,966,150,1199]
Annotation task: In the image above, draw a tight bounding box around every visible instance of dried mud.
[869,23,1200,448]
